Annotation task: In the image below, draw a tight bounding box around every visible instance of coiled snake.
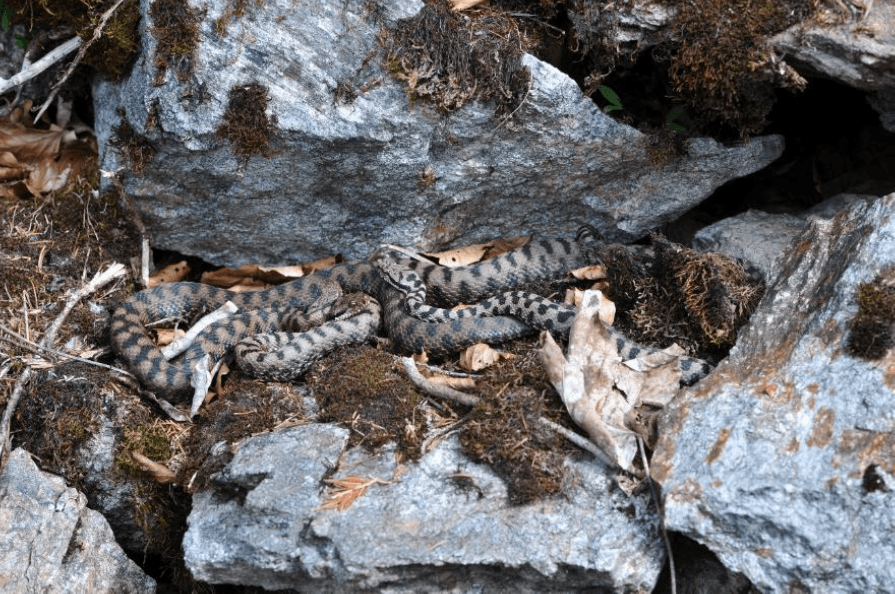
[110,236,710,399]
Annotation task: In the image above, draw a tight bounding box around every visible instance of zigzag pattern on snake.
[110,236,711,399]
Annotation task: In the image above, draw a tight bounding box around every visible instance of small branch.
[537,416,617,468]
[0,263,127,468]
[401,356,480,407]
[34,0,128,123]
[0,327,133,379]
[638,436,676,594]
[0,36,81,96]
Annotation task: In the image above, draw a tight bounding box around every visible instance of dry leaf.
[149,261,190,287]
[571,264,607,280]
[318,475,389,511]
[451,0,487,9]
[413,350,429,365]
[459,343,514,371]
[539,289,684,472]
[155,327,186,347]
[423,235,530,268]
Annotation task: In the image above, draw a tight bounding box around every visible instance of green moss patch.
[847,269,895,360]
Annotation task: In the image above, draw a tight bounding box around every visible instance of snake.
[110,235,711,400]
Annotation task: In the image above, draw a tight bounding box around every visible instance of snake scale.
[111,236,711,399]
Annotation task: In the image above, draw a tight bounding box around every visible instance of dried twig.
[401,356,480,407]
[638,436,676,594]
[34,0,129,123]
[0,263,127,468]
[0,37,81,96]
[537,416,617,469]
[0,324,133,378]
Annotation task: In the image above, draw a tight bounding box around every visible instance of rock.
[184,423,665,592]
[771,3,895,130]
[652,193,895,593]
[0,448,157,594]
[692,194,879,281]
[93,0,783,267]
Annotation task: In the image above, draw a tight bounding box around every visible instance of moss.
[110,111,157,175]
[308,346,426,461]
[382,0,532,116]
[664,0,815,136]
[116,423,172,475]
[5,0,141,80]
[847,269,895,360]
[459,347,576,505]
[213,0,262,37]
[149,0,201,82]
[216,82,279,159]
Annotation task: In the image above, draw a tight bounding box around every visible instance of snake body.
[110,237,711,399]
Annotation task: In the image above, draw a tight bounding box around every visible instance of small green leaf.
[599,86,622,108]
[666,123,684,132]
[665,105,685,123]
[15,35,26,49]
[1,9,9,31]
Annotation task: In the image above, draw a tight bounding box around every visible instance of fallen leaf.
[451,0,487,10]
[539,289,684,472]
[154,327,186,347]
[459,343,515,371]
[426,374,477,390]
[423,235,530,268]
[571,264,607,280]
[149,261,190,287]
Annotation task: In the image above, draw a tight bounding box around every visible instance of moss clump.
[595,235,764,362]
[149,0,201,82]
[116,423,172,475]
[216,82,279,159]
[665,0,814,136]
[847,270,895,360]
[213,0,262,37]
[459,347,576,505]
[308,346,426,461]
[382,0,532,115]
[110,111,157,175]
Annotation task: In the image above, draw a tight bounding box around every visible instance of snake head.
[370,250,418,295]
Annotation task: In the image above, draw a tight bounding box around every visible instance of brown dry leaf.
[413,350,429,365]
[319,475,390,511]
[451,0,487,10]
[0,121,66,162]
[423,235,530,268]
[426,374,477,390]
[155,327,186,347]
[202,256,340,289]
[459,343,515,371]
[571,264,607,280]
[149,261,191,287]
[539,290,683,472]
[564,288,616,324]
[130,451,177,484]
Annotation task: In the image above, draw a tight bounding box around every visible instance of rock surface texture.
[183,423,664,592]
[0,448,157,594]
[653,193,895,593]
[94,0,783,267]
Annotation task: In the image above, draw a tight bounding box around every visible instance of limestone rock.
[652,193,895,593]
[183,423,665,592]
[93,0,783,267]
[0,448,156,594]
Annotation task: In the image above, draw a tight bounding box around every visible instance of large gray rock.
[0,448,156,594]
[772,3,895,131]
[94,0,783,267]
[653,193,895,592]
[184,423,665,592]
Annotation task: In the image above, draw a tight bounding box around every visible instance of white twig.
[34,0,128,123]
[638,436,676,594]
[401,356,480,407]
[0,36,81,96]
[537,416,617,468]
[162,301,239,360]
